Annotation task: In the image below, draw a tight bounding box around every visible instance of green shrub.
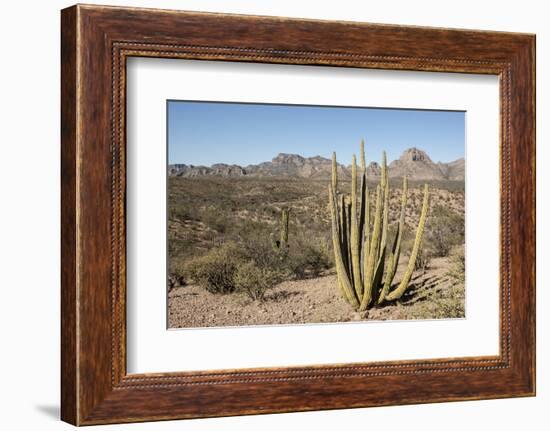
[168,204,201,222]
[185,243,243,293]
[201,210,228,233]
[425,204,464,257]
[447,245,465,283]
[239,228,288,271]
[287,235,332,279]
[168,260,187,288]
[237,228,331,280]
[233,261,284,301]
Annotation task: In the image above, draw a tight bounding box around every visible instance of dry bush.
[425,204,464,257]
[233,261,284,301]
[240,228,284,266]
[168,260,187,289]
[239,227,332,280]
[286,234,332,279]
[447,245,465,283]
[184,243,243,293]
[414,244,433,276]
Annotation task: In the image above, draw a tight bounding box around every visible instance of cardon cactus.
[271,207,290,257]
[329,141,430,311]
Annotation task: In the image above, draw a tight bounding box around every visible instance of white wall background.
[0,1,546,429]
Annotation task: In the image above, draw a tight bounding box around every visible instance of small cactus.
[329,141,430,310]
[271,207,290,258]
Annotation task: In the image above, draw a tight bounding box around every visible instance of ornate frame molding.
[61,5,535,425]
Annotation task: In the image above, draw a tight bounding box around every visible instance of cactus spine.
[329,142,430,310]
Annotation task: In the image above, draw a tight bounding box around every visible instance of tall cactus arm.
[329,155,355,306]
[386,184,430,301]
[362,184,382,307]
[331,152,338,192]
[364,177,370,264]
[360,139,366,171]
[358,139,368,267]
[372,247,387,300]
[329,185,359,308]
[339,194,349,273]
[390,177,408,275]
[360,246,386,310]
[338,193,344,245]
[378,226,400,304]
[380,150,387,185]
[358,172,368,268]
[378,177,408,304]
[345,199,353,284]
[350,155,364,298]
[367,185,383,279]
[379,152,390,258]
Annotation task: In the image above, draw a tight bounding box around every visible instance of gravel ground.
[168,257,464,329]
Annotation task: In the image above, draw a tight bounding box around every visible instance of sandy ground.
[168,257,464,328]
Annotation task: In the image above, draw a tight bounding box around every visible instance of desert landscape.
[167,147,465,328]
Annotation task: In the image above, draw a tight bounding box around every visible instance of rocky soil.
[168,256,465,329]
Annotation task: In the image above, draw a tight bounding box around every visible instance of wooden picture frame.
[61,4,535,425]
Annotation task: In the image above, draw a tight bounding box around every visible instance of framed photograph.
[61,4,535,425]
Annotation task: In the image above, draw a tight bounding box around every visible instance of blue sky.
[168,101,464,166]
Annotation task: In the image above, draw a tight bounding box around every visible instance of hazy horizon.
[168,101,465,166]
[168,148,465,168]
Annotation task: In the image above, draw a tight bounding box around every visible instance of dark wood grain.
[61,4,535,425]
[60,5,78,425]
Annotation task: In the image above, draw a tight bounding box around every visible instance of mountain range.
[169,147,464,181]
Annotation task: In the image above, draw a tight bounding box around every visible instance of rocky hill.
[388,148,458,180]
[437,157,465,181]
[169,147,464,181]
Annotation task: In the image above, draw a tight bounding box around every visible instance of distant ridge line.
[169,147,465,181]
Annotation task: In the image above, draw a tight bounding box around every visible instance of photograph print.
[167,101,465,329]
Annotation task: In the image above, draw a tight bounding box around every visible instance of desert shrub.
[167,236,196,260]
[201,209,228,233]
[425,204,464,257]
[233,261,284,301]
[236,224,331,280]
[168,260,187,288]
[168,204,201,222]
[414,244,433,276]
[287,235,332,279]
[239,228,289,272]
[406,284,465,319]
[184,242,244,293]
[447,245,465,283]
